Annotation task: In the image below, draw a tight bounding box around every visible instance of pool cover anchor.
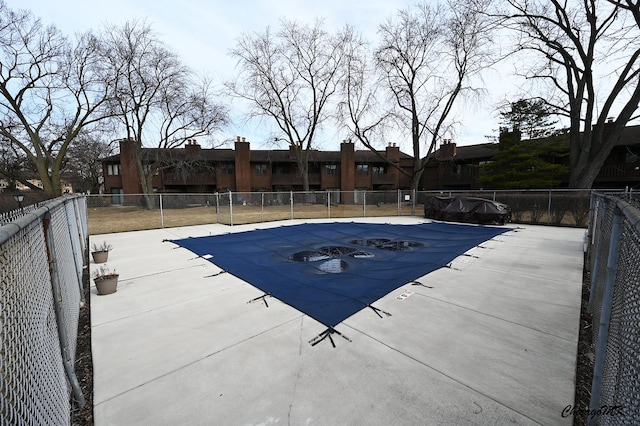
[461,253,480,259]
[309,327,352,348]
[411,280,434,288]
[204,270,226,278]
[247,293,272,307]
[368,305,392,318]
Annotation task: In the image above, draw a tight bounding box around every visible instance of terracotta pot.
[92,250,109,264]
[95,275,118,295]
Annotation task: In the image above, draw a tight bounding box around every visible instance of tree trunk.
[301,165,310,192]
[569,123,625,189]
[292,144,310,192]
[570,154,607,189]
[135,157,156,210]
[410,168,424,191]
[140,175,156,210]
[37,168,62,196]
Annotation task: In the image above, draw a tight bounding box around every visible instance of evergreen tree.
[479,132,569,189]
[480,99,568,189]
[499,98,557,140]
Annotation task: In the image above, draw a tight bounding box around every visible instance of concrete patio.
[89,217,584,425]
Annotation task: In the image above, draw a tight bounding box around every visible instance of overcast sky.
[17,0,523,151]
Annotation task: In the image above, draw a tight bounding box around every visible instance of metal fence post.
[43,211,86,408]
[547,190,552,225]
[363,190,366,218]
[159,193,164,229]
[261,192,264,222]
[412,189,416,215]
[215,192,220,224]
[328,191,331,219]
[229,191,233,226]
[588,208,624,424]
[64,200,85,303]
[589,194,598,246]
[72,197,87,254]
[397,189,401,216]
[290,191,294,220]
[588,197,606,313]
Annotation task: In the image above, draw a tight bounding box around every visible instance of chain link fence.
[586,191,640,425]
[86,189,606,234]
[0,195,88,425]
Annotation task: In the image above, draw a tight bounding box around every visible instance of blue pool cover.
[171,222,508,328]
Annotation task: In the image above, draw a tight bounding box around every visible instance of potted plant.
[93,265,119,295]
[91,241,113,264]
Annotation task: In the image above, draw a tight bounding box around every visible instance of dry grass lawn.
[87,203,584,235]
[87,203,415,235]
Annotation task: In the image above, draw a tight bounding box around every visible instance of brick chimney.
[384,143,400,187]
[118,138,142,194]
[234,136,251,192]
[385,142,400,163]
[438,139,456,159]
[340,140,355,201]
[185,139,202,160]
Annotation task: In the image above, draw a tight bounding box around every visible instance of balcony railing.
[442,169,479,186]
[372,172,396,185]
[163,172,216,185]
[271,172,321,186]
[596,164,640,181]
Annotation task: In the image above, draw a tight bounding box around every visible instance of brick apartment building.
[421,125,640,190]
[102,124,640,200]
[102,137,415,201]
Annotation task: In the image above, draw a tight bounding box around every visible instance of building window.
[373,166,385,175]
[255,164,267,175]
[107,164,121,176]
[220,163,234,175]
[357,164,369,175]
[273,164,290,174]
[325,164,337,175]
[110,188,124,205]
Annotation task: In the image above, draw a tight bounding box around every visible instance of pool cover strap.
[247,293,272,307]
[368,305,392,318]
[309,327,352,348]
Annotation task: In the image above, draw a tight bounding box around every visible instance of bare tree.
[99,20,228,208]
[338,33,396,169]
[64,132,115,193]
[0,2,112,195]
[0,140,35,191]
[492,0,640,188]
[342,1,495,190]
[228,19,353,190]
